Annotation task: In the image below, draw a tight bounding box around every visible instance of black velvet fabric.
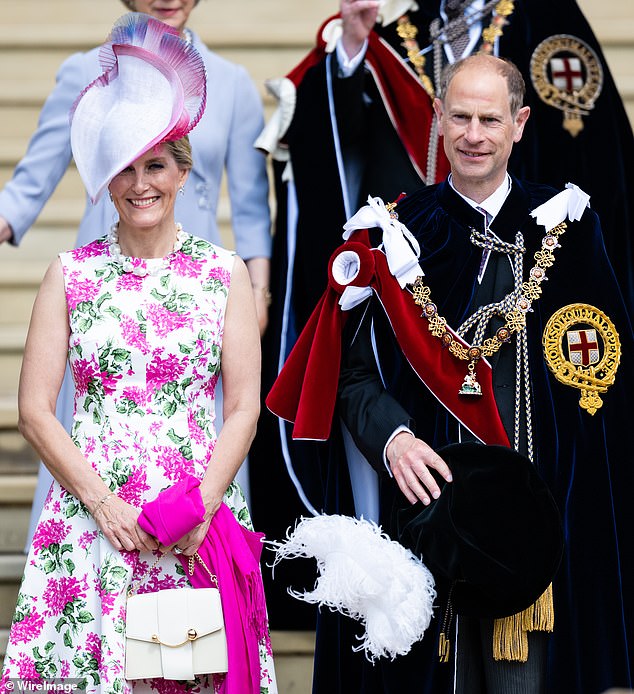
[251,0,634,664]
[377,0,634,314]
[332,178,633,694]
[396,443,564,619]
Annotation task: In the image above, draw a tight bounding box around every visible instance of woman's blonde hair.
[162,136,193,171]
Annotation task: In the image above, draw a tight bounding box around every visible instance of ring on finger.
[173,546,183,555]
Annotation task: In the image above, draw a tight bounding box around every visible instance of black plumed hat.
[396,442,564,619]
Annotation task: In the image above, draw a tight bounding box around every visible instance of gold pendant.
[459,360,482,396]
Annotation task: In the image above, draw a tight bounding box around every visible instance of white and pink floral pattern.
[1,233,277,693]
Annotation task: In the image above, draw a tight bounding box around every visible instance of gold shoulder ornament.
[529,34,603,137]
[542,304,621,414]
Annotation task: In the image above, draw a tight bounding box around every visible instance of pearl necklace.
[108,222,185,277]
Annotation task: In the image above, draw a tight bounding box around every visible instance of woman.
[3,0,271,543]
[0,15,277,692]
[0,0,271,325]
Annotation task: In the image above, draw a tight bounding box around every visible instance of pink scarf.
[138,475,270,694]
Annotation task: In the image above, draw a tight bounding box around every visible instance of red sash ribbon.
[267,235,509,447]
[283,16,450,185]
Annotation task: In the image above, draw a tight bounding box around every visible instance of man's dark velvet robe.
[249,0,634,631]
[307,178,632,694]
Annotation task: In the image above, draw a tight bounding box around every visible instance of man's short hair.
[437,55,526,117]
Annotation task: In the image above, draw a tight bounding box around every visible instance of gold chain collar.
[396,15,436,98]
[480,1,514,54]
[411,220,568,394]
[394,1,515,99]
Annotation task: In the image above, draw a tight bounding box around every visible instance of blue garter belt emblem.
[542,304,621,414]
[530,34,603,137]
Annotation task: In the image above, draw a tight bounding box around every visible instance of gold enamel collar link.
[412,221,568,396]
[542,304,621,414]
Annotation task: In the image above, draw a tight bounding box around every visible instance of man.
[256,0,633,333]
[268,54,633,693]
[252,0,634,631]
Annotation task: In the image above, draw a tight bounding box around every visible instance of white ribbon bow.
[254,77,297,162]
[530,182,590,230]
[337,195,423,310]
[322,17,343,53]
[343,196,423,286]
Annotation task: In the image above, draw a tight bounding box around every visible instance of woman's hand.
[93,494,159,553]
[0,216,13,244]
[170,493,222,556]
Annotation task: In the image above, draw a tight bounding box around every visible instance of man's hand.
[0,216,14,244]
[340,0,382,59]
[387,432,453,505]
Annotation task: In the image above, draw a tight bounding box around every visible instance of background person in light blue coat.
[0,0,272,544]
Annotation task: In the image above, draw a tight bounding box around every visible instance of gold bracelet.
[91,491,115,517]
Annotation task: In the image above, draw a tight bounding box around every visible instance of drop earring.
[109,192,113,202]
[178,186,185,196]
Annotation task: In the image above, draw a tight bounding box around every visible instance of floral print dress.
[1,233,277,693]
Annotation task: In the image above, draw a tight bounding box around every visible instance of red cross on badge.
[550,57,584,92]
[567,329,600,366]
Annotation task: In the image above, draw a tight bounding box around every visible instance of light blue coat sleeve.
[187,35,271,260]
[224,64,272,260]
[0,50,98,246]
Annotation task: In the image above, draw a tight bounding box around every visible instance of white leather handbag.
[125,555,228,680]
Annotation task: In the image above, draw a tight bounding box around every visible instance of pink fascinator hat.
[70,13,206,203]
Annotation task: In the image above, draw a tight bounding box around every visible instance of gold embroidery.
[542,304,621,414]
[480,1,515,55]
[530,34,604,137]
[395,1,516,98]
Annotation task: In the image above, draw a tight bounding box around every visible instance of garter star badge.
[530,35,603,137]
[542,304,621,414]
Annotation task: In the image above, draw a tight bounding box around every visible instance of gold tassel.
[493,611,529,662]
[522,583,554,633]
[492,584,554,662]
[438,631,450,663]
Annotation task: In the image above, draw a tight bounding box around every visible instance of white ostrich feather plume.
[269,514,436,661]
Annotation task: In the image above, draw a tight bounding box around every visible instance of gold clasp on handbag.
[150,628,199,648]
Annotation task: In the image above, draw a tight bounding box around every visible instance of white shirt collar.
[449,173,512,222]
[440,0,486,62]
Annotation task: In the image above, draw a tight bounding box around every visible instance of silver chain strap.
[458,230,534,459]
